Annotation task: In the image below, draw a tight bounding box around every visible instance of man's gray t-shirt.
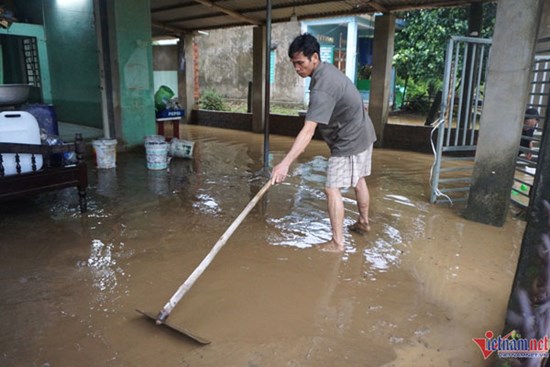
[305,62,377,157]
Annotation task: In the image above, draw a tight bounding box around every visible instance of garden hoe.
[137,180,272,344]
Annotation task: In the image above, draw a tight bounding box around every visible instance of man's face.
[290,52,319,78]
[524,118,538,129]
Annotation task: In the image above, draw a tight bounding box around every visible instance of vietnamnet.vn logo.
[473,330,549,359]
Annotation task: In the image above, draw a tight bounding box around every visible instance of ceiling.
[151,0,494,37]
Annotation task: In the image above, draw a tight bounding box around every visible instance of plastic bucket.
[145,137,169,170]
[92,139,117,169]
[144,135,165,144]
[170,138,194,159]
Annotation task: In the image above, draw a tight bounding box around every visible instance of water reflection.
[193,191,221,215]
[147,169,170,196]
[34,189,82,220]
[269,215,331,248]
[384,194,416,208]
[363,223,404,280]
[268,157,333,248]
[292,155,328,184]
[97,169,118,198]
[88,240,118,292]
[267,156,367,250]
[77,239,131,308]
[168,158,194,192]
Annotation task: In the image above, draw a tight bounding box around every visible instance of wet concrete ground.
[0,125,526,366]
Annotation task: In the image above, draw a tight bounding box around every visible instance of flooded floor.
[0,125,525,366]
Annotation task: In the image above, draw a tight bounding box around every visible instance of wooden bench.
[0,133,88,213]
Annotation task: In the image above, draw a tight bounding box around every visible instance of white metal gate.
[430,36,492,204]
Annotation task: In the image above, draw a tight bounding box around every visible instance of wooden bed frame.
[0,133,88,213]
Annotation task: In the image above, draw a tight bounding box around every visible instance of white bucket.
[170,138,194,159]
[92,139,117,169]
[144,135,165,144]
[145,138,169,170]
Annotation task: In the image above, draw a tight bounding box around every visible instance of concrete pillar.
[464,0,543,226]
[93,0,113,138]
[540,0,550,39]
[368,14,395,145]
[108,0,156,147]
[252,26,267,133]
[345,19,358,82]
[180,33,195,124]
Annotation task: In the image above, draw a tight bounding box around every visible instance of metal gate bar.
[512,37,550,209]
[431,36,492,204]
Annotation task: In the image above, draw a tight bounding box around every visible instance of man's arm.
[271,120,317,184]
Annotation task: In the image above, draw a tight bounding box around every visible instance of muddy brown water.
[0,125,525,366]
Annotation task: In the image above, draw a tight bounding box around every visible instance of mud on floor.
[0,125,525,366]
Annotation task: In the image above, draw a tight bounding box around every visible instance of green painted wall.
[16,0,102,127]
[0,22,53,103]
[113,0,155,146]
[14,0,156,146]
[41,0,103,128]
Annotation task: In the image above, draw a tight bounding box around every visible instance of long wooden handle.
[156,180,272,323]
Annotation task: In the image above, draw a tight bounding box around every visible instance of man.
[270,33,377,252]
[520,107,540,161]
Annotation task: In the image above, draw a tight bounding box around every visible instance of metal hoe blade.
[136,309,211,345]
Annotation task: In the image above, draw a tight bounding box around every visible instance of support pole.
[252,26,266,133]
[464,0,543,226]
[368,14,395,146]
[181,33,195,124]
[263,0,272,172]
[93,0,115,139]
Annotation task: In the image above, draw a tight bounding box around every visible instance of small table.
[156,117,181,139]
[155,109,185,140]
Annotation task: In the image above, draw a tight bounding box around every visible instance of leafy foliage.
[199,89,228,111]
[358,64,373,80]
[393,4,497,110]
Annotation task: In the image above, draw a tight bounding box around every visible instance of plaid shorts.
[326,144,373,188]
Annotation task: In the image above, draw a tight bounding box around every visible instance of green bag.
[154,85,175,112]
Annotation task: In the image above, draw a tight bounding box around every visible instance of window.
[22,37,41,87]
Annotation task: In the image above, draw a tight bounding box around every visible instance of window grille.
[22,37,41,88]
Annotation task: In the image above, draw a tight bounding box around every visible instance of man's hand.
[269,120,317,185]
[271,162,290,185]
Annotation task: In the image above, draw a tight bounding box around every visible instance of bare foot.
[348,221,371,235]
[317,239,344,253]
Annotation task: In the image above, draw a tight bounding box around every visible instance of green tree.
[394,3,496,110]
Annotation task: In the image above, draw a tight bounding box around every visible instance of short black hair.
[525,107,540,120]
[288,33,320,59]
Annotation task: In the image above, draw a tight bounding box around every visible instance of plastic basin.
[0,84,31,106]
